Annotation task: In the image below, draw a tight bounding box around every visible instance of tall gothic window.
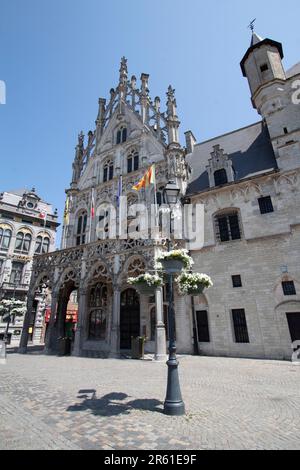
[214,169,228,186]
[0,227,12,251]
[116,126,127,145]
[215,210,241,243]
[76,212,87,246]
[103,159,114,182]
[35,235,50,254]
[127,149,139,173]
[10,262,24,285]
[15,232,32,253]
[88,283,108,340]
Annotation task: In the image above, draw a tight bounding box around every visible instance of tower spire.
[119,57,128,86]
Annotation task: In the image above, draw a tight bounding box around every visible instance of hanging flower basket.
[135,284,157,295]
[128,273,163,296]
[156,249,194,274]
[177,272,213,296]
[160,259,185,274]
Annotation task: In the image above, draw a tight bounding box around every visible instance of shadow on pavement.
[67,389,163,416]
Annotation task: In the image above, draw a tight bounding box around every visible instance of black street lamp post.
[162,180,185,416]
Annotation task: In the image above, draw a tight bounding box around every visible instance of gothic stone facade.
[20,32,300,360]
[0,188,58,345]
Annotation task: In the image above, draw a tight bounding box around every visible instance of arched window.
[88,283,108,340]
[35,235,50,254]
[103,159,114,182]
[116,126,127,145]
[215,210,242,243]
[0,227,12,250]
[76,212,87,246]
[35,236,42,254]
[42,237,50,253]
[15,232,32,253]
[214,169,228,187]
[127,149,139,173]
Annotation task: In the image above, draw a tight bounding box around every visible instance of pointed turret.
[241,30,285,102]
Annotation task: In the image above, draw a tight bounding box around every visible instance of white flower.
[176,272,213,295]
[128,273,163,287]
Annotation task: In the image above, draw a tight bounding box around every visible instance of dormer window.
[103,159,114,182]
[206,145,234,188]
[127,149,139,173]
[214,169,228,187]
[116,126,127,145]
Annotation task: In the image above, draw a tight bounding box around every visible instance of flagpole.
[152,164,159,228]
[89,187,95,244]
[117,174,123,239]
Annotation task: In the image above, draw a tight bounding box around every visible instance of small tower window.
[260,63,269,73]
[116,126,127,145]
[214,169,228,187]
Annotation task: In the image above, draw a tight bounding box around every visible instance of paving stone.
[0,353,300,450]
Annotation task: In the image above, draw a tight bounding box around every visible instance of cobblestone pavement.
[1,352,300,450]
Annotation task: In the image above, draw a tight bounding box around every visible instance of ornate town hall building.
[20,31,300,360]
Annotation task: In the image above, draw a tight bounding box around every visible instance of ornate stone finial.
[154,96,161,111]
[119,57,128,85]
[87,130,94,146]
[166,85,177,118]
[141,73,149,94]
[78,131,84,148]
[131,75,137,89]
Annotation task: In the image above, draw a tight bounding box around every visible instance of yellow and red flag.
[132,165,155,191]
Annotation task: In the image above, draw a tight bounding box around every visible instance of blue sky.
[1,0,300,244]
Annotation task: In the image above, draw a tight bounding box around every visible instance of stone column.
[174,292,193,354]
[154,286,167,361]
[18,293,35,354]
[44,291,58,354]
[72,287,87,357]
[109,286,121,358]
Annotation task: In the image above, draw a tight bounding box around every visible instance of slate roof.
[186,121,278,196]
[286,62,300,78]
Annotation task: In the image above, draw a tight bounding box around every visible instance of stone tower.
[241,31,300,171]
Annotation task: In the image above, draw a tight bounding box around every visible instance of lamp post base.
[164,400,185,416]
[163,357,185,416]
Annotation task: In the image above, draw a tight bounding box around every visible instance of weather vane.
[248,19,256,32]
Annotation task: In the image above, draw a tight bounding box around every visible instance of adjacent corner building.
[0,188,59,345]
